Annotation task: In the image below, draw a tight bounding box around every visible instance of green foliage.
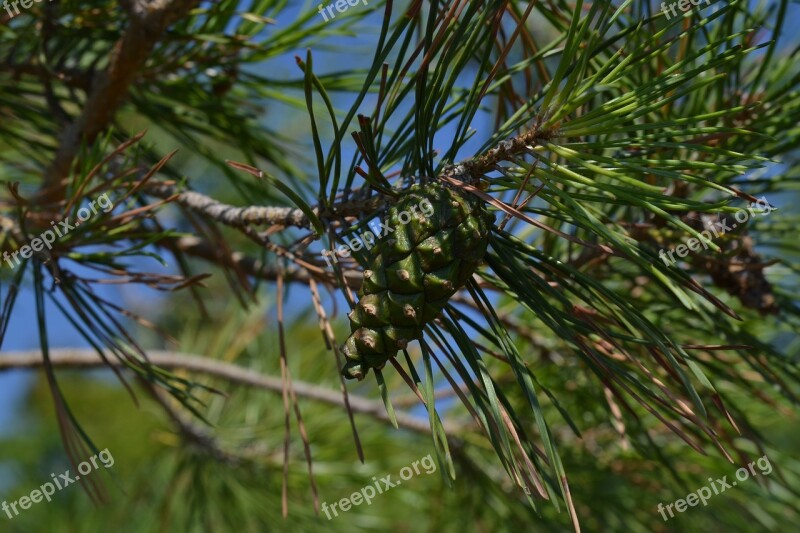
[1,0,799,531]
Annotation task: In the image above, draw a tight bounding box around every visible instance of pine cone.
[341,181,493,380]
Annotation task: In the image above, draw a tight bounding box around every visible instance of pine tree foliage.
[1,0,799,531]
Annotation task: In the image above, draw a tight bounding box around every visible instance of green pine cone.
[341,181,493,380]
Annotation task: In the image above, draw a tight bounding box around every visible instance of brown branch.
[173,125,556,246]
[142,123,559,231]
[44,0,201,190]
[0,349,455,435]
[146,184,314,229]
[144,182,389,229]
[461,122,557,177]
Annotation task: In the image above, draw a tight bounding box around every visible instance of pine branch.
[44,0,201,190]
[460,122,558,177]
[144,124,561,231]
[0,349,461,435]
[146,184,315,229]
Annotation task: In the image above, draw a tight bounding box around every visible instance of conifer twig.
[44,0,201,190]
[0,349,461,435]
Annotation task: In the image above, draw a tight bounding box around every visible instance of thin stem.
[0,349,461,435]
